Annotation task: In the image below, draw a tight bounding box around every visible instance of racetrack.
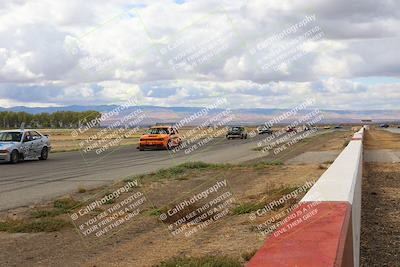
[0,130,331,211]
[384,127,400,134]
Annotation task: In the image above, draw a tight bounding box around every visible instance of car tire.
[39,147,48,160]
[10,150,19,164]
[139,146,144,151]
[167,140,173,150]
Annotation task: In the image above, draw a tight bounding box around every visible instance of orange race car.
[139,125,182,151]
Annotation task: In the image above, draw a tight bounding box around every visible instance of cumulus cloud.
[0,0,400,109]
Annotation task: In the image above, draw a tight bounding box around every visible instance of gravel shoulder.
[360,130,400,267]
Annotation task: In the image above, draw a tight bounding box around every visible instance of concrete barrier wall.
[248,127,365,267]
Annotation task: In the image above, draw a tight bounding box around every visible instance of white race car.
[0,129,51,164]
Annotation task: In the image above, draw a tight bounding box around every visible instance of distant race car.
[334,125,343,129]
[323,125,331,129]
[301,125,314,131]
[286,126,297,133]
[139,125,181,150]
[380,124,390,128]
[226,126,248,139]
[302,125,318,131]
[257,125,273,135]
[0,129,51,164]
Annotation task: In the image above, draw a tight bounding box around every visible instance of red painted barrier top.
[247,202,353,267]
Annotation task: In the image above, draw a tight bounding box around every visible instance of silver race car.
[0,130,51,163]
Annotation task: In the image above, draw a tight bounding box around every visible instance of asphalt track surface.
[363,128,400,163]
[0,130,330,211]
[384,127,400,134]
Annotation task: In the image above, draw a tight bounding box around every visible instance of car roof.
[0,129,39,133]
[150,126,171,128]
[0,130,24,133]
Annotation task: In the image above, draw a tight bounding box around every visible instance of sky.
[0,0,400,110]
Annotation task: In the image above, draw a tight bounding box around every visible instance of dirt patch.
[0,162,324,267]
[361,163,400,267]
[286,150,341,165]
[314,131,353,151]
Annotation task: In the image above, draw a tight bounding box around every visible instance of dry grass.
[153,256,242,267]
[0,197,80,233]
[0,160,325,266]
[318,131,353,151]
[364,129,400,150]
[0,219,70,233]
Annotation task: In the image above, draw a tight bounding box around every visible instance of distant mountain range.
[1,105,399,125]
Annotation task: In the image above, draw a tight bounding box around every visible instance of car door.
[169,127,179,146]
[21,132,34,159]
[30,131,43,156]
[174,128,181,145]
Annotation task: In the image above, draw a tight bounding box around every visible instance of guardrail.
[248,127,366,267]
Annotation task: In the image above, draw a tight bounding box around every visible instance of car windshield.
[0,132,23,142]
[231,127,243,131]
[146,128,169,134]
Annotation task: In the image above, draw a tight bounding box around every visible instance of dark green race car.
[226,126,248,139]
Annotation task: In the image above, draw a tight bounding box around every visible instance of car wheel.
[167,140,173,150]
[10,150,19,164]
[39,147,48,160]
[139,146,144,151]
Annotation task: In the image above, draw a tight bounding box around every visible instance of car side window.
[23,132,31,142]
[31,131,42,139]
[29,131,36,140]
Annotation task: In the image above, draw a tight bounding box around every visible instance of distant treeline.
[0,111,102,129]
